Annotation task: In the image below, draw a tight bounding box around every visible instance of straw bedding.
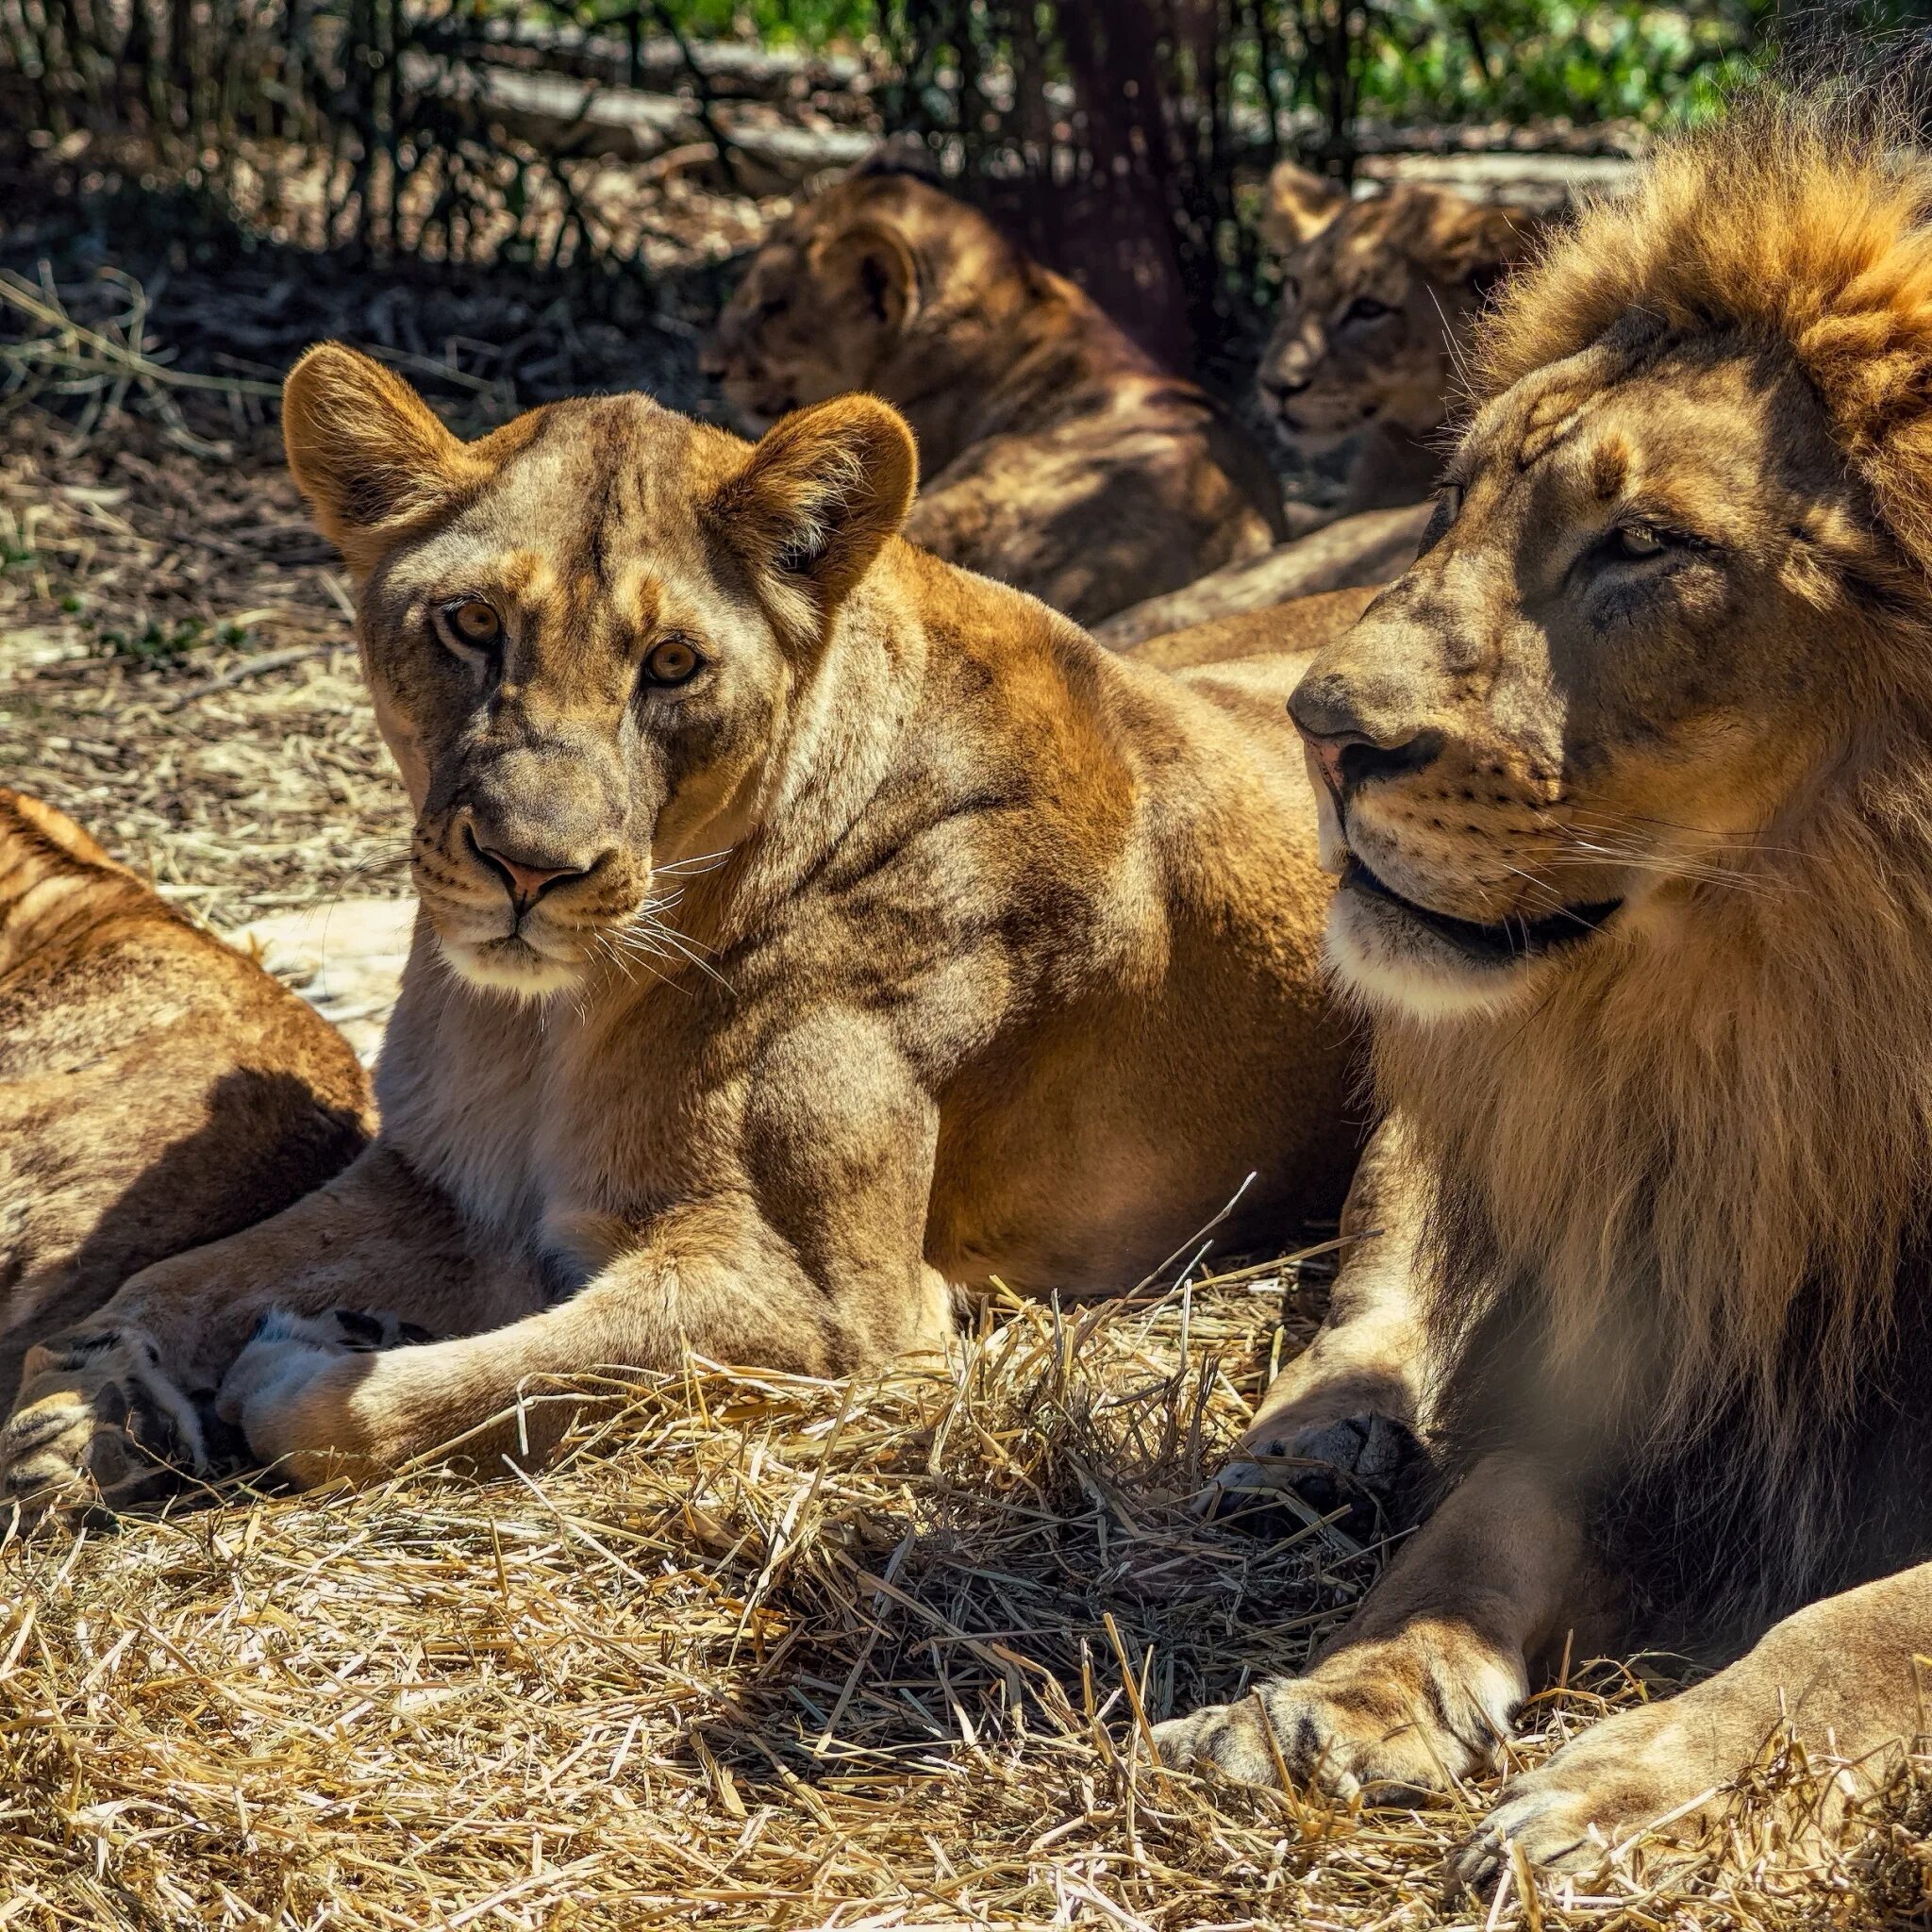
[2,252,1929,1932]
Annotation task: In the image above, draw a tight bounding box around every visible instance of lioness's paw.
[0,1327,228,1523]
[1153,1649,1517,1802]
[1452,1702,1710,1885]
[216,1308,432,1471]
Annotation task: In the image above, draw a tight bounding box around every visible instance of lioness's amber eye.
[1616,525,1664,558]
[442,599,502,649]
[641,637,703,687]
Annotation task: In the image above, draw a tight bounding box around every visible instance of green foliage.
[586,0,872,45]
[1358,2,1774,126]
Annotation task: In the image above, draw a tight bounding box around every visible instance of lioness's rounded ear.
[712,394,917,615]
[283,342,477,575]
[819,223,919,334]
[1262,160,1347,254]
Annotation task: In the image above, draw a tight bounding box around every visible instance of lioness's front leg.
[1457,1559,1932,1880]
[1157,1454,1599,1798]
[1,1145,539,1514]
[218,1020,949,1485]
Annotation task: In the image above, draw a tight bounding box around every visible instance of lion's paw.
[1206,1410,1424,1536]
[1451,1701,1713,1886]
[216,1308,432,1469]
[0,1326,235,1524]
[1153,1647,1516,1802]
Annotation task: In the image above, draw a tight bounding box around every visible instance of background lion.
[1156,93,1932,1880]
[0,787,372,1511]
[702,162,1288,627]
[1257,163,1541,515]
[1,348,1357,1505]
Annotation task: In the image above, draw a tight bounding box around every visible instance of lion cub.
[0,789,371,1511]
[1,349,1354,1499]
[1257,164,1540,513]
[703,163,1288,627]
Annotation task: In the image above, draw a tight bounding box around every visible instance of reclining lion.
[1257,163,1541,514]
[702,164,1287,626]
[1157,96,1932,1879]
[0,345,1354,1503]
[0,788,371,1509]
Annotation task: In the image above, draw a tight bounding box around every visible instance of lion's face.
[1257,183,1535,453]
[703,186,919,434]
[283,347,915,999]
[1291,337,1882,1018]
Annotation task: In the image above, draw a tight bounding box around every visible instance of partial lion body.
[1,366,1355,1501]
[705,166,1286,626]
[0,789,372,1505]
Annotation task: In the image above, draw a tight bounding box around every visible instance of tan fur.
[1158,95,1932,1879]
[1122,585,1377,674]
[1257,172,1541,512]
[0,789,371,1510]
[0,347,1355,1502]
[703,166,1287,626]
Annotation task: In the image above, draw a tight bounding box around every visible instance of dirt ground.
[4,162,1931,1932]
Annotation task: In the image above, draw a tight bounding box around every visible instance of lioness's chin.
[1326,859,1619,1022]
[436,933,586,1001]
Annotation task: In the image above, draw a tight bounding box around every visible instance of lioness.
[1,346,1353,1503]
[0,788,371,1508]
[1156,98,1932,1878]
[702,164,1288,627]
[1257,164,1540,513]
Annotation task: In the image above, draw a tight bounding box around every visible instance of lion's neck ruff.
[1373,744,1932,1471]
[1370,90,1932,1484]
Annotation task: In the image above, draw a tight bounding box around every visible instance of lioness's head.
[1289,115,1932,1023]
[1256,167,1537,454]
[283,345,915,997]
[702,166,1022,432]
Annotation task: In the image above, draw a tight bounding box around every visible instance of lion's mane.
[1376,91,1932,1618]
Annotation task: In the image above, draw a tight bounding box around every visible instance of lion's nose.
[698,342,728,381]
[1264,373,1313,402]
[1289,685,1442,798]
[466,826,596,912]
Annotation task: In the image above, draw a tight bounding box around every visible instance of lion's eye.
[437,598,502,657]
[1343,295,1394,325]
[1614,524,1666,559]
[641,637,704,687]
[1418,483,1464,555]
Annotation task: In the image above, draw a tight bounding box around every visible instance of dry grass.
[1,1283,1927,1931]
[3,218,1931,1932]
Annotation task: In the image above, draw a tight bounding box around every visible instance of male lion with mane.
[1154,93,1932,1876]
[0,347,1354,1508]
[703,163,1288,626]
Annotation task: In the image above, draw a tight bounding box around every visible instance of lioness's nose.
[1264,373,1313,401]
[1289,683,1441,798]
[466,826,596,910]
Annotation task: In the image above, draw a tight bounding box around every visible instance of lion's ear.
[1262,160,1347,253]
[713,395,918,613]
[818,223,919,335]
[283,342,476,574]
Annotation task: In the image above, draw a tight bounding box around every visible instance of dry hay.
[0,1281,1925,1932]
